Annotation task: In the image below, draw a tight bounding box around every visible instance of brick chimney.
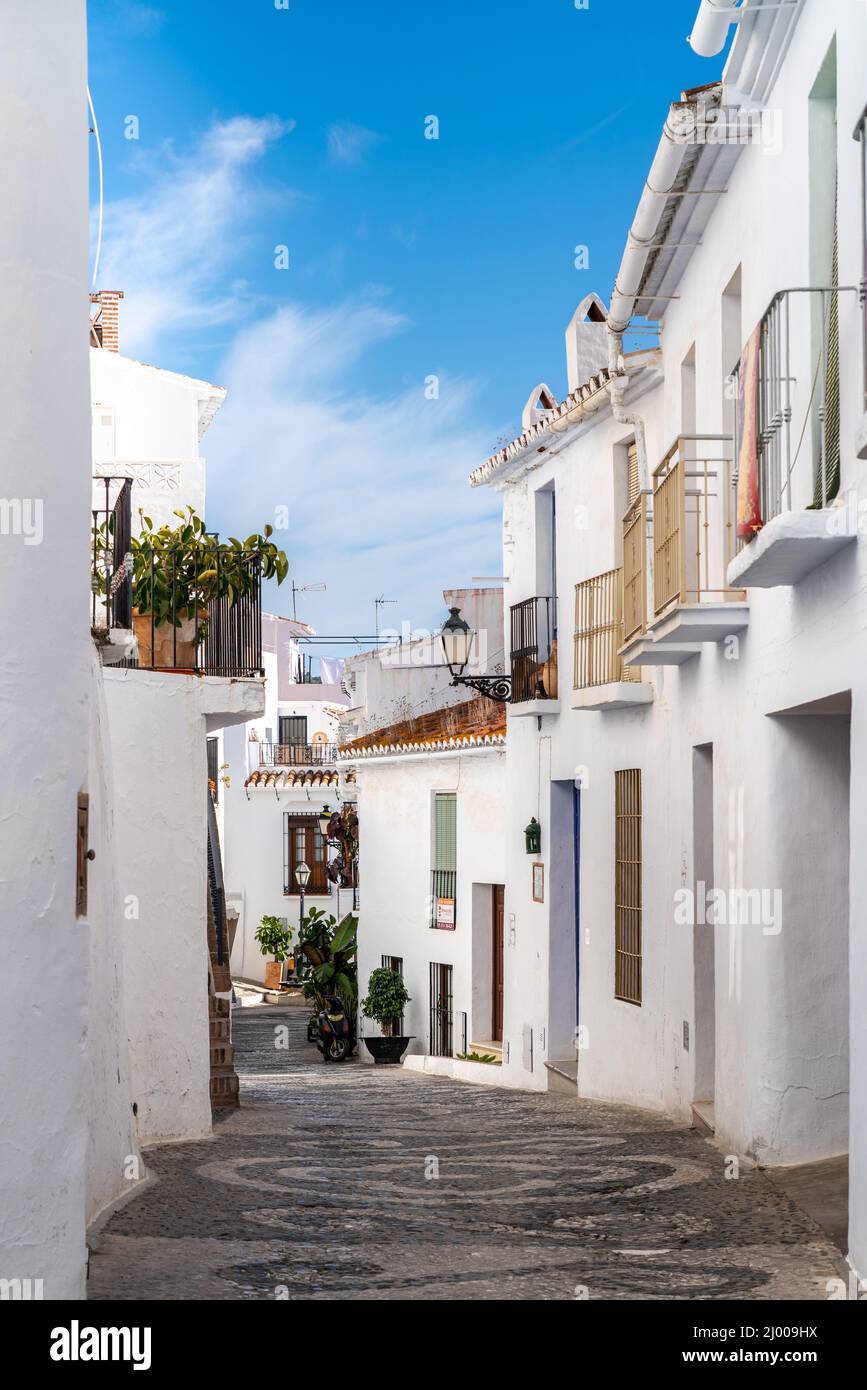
[89,290,124,352]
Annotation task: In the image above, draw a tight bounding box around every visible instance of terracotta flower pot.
[263,961,283,991]
[133,608,203,669]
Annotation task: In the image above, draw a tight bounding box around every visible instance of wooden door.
[492,885,505,1042]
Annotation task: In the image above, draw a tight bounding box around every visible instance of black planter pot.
[364,1035,412,1065]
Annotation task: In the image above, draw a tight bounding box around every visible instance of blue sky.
[88,0,720,654]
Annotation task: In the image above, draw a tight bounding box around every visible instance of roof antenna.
[291,579,326,621]
[374,595,398,641]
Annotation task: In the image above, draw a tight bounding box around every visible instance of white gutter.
[608,99,705,337]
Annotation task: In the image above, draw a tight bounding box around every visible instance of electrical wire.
[88,85,104,291]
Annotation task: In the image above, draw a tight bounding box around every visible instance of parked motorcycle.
[317,994,354,1062]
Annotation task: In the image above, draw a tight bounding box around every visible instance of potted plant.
[93,506,288,668]
[361,967,412,1064]
[254,914,294,993]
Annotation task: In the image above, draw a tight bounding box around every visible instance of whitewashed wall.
[104,670,264,1142]
[485,0,867,1272]
[355,749,506,1061]
[91,349,222,529]
[86,654,142,1228]
[0,0,92,1300]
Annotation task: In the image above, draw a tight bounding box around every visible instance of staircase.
[208,994,238,1109]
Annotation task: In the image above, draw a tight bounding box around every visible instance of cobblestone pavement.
[87,1008,845,1301]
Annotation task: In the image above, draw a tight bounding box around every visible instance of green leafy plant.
[254,914,294,963]
[93,505,289,629]
[297,908,358,1016]
[456,1052,498,1064]
[361,968,410,1037]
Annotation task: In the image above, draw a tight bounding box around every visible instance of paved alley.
[87,1008,846,1301]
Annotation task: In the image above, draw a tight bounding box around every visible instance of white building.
[0,0,265,1296]
[90,288,225,531]
[223,615,354,985]
[471,0,867,1280]
[341,590,508,1072]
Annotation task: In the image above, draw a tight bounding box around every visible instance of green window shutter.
[434,794,457,872]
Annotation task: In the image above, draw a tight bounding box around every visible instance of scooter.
[317,994,353,1062]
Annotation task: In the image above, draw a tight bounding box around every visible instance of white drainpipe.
[689,0,743,59]
[606,97,701,605]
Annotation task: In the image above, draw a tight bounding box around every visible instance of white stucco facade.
[0,0,93,1299]
[91,340,225,530]
[473,0,867,1273]
[223,616,353,985]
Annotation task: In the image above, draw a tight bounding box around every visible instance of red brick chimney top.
[89,290,124,352]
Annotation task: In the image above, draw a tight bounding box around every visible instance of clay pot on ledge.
[133,607,205,670]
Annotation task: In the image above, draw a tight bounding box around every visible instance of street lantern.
[524,817,541,855]
[317,805,333,838]
[438,607,512,703]
[440,607,473,678]
[295,858,311,933]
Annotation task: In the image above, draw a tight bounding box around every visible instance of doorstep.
[691,1100,716,1136]
[403,1053,505,1087]
[544,1058,578,1097]
[727,508,857,588]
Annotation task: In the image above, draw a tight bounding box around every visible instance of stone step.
[209,1043,235,1069]
[210,1017,230,1042]
[544,1058,578,1097]
[210,1071,239,1109]
[691,1100,716,1136]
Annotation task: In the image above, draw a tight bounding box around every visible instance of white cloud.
[206,300,501,637]
[112,2,166,38]
[96,115,295,359]
[94,112,500,636]
[326,122,383,166]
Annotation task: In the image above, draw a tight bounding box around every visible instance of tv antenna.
[374,595,398,640]
[291,580,326,621]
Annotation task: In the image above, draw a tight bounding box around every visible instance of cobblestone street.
[87,1008,846,1301]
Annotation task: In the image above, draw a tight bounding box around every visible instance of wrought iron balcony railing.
[731,286,858,539]
[509,596,558,703]
[91,475,263,677]
[573,569,641,687]
[259,742,338,767]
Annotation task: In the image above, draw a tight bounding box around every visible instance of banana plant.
[297,907,358,1015]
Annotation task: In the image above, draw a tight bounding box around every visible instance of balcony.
[259,742,337,767]
[621,437,748,668]
[509,596,558,715]
[91,475,264,678]
[572,569,651,711]
[727,287,860,589]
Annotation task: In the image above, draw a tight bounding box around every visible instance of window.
[279,715,308,748]
[283,814,328,895]
[615,770,642,1005]
[431,793,456,927]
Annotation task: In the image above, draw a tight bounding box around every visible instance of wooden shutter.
[615,770,642,1005]
[434,794,457,871]
[627,443,640,506]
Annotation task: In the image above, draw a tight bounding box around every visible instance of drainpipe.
[606,97,704,597]
[688,0,742,59]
